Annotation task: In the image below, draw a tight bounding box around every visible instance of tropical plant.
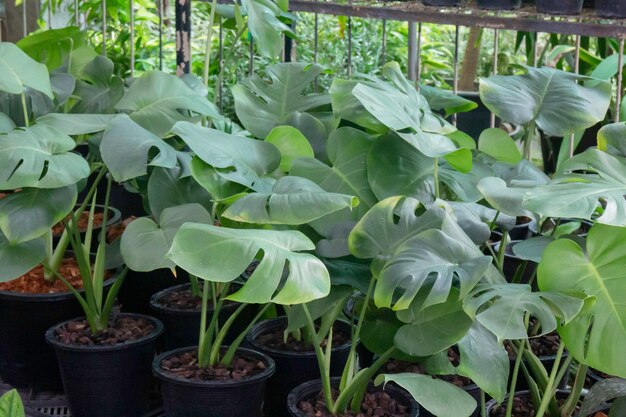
[0,389,25,417]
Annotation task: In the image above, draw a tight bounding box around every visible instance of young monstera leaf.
[0,42,53,98]
[480,66,611,137]
[232,63,330,138]
[464,283,585,342]
[121,204,213,272]
[523,149,626,226]
[539,224,626,378]
[222,176,358,225]
[115,71,221,137]
[0,125,89,189]
[168,224,330,305]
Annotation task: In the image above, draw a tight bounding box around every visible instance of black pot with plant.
[536,0,584,14]
[596,0,626,17]
[477,0,522,9]
[422,0,462,6]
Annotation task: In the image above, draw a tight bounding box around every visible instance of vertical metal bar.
[569,35,581,157]
[158,0,163,71]
[381,20,387,67]
[533,32,539,67]
[22,0,27,38]
[102,0,107,56]
[416,23,423,85]
[176,0,192,75]
[130,0,135,77]
[408,22,417,81]
[452,25,460,126]
[249,38,254,76]
[490,29,499,128]
[347,17,352,76]
[219,18,224,110]
[614,38,624,122]
[48,0,52,29]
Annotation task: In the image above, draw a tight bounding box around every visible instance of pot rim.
[45,312,164,352]
[52,204,123,237]
[152,345,276,388]
[149,282,243,315]
[246,317,354,358]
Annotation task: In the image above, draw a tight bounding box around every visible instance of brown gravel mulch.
[255,322,350,352]
[54,316,156,346]
[52,211,105,236]
[0,258,84,294]
[160,350,267,382]
[298,388,410,417]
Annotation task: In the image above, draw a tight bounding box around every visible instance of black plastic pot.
[485,390,599,416]
[118,268,182,315]
[150,283,256,350]
[422,0,462,6]
[46,313,163,417]
[153,346,275,417]
[529,218,593,238]
[492,240,537,284]
[287,377,419,417]
[53,204,122,252]
[0,268,117,391]
[477,0,522,9]
[536,0,583,14]
[507,216,533,241]
[246,317,353,417]
[456,92,492,142]
[596,0,626,17]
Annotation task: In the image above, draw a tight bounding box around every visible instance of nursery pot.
[0,264,117,391]
[53,204,122,252]
[46,313,163,417]
[485,390,603,416]
[422,0,462,6]
[246,317,353,417]
[596,0,626,17]
[536,0,583,14]
[118,268,182,315]
[150,283,256,350]
[287,377,419,417]
[477,0,522,9]
[153,346,275,417]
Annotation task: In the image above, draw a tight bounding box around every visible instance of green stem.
[522,120,536,161]
[506,340,526,417]
[302,304,334,413]
[497,232,509,275]
[433,158,440,199]
[561,363,588,417]
[534,342,565,417]
[21,93,29,127]
[481,391,487,417]
[197,280,210,364]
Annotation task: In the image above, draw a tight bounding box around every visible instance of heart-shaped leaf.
[0,125,89,189]
[222,176,358,225]
[121,204,213,272]
[265,125,314,172]
[168,224,330,304]
[115,71,221,137]
[538,224,626,378]
[0,42,53,98]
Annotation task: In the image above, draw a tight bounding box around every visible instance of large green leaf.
[115,71,221,137]
[222,176,358,225]
[0,389,25,417]
[232,63,330,138]
[464,283,584,342]
[0,233,47,282]
[100,115,178,182]
[172,121,280,192]
[121,204,212,272]
[71,56,124,114]
[538,224,626,378]
[0,43,53,98]
[478,128,522,164]
[147,166,214,219]
[242,0,295,58]
[0,186,76,244]
[190,157,247,202]
[375,373,477,417]
[265,125,314,172]
[523,149,626,226]
[375,228,492,311]
[367,133,488,204]
[394,290,474,357]
[168,224,330,304]
[479,66,611,137]
[0,125,89,189]
[36,113,116,135]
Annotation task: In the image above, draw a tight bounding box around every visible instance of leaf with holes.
[115,71,221,137]
[172,121,280,193]
[100,115,178,182]
[538,224,626,378]
[480,66,611,137]
[464,283,585,342]
[71,56,124,114]
[523,149,626,226]
[0,43,53,98]
[168,224,330,305]
[0,125,89,189]
[121,204,213,272]
[232,63,330,138]
[222,176,358,225]
[0,185,76,244]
